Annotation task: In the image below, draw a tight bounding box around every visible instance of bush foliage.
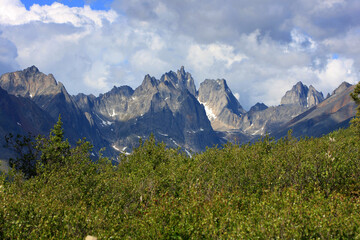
[1,86,360,239]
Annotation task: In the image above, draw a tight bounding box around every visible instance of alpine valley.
[0,66,357,160]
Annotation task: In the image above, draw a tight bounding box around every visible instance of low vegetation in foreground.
[1,84,360,239]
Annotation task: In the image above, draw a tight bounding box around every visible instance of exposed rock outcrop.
[197,79,246,130]
[280,81,324,107]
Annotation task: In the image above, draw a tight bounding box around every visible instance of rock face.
[197,79,246,131]
[161,66,197,96]
[75,67,219,154]
[281,82,324,107]
[248,103,268,113]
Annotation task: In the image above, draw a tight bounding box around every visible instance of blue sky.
[0,0,359,109]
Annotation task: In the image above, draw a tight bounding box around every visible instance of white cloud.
[317,58,358,92]
[289,28,317,52]
[130,49,170,75]
[0,0,117,27]
[187,43,247,70]
[83,61,110,90]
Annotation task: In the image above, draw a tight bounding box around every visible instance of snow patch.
[158,132,168,137]
[109,109,117,117]
[95,113,114,126]
[187,128,205,134]
[112,145,120,152]
[185,149,192,158]
[198,98,217,121]
[306,96,309,108]
[170,138,180,147]
[17,122,21,126]
[29,94,33,98]
[252,126,265,136]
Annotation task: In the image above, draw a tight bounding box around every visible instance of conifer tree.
[36,115,70,167]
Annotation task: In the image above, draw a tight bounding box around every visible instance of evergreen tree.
[36,115,70,167]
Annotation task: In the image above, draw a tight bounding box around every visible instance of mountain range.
[0,66,357,161]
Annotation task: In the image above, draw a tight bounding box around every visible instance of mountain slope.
[274,82,356,138]
[0,86,54,160]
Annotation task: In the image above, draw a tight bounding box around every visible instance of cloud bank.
[0,0,359,109]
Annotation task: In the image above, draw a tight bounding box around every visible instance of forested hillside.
[1,85,360,239]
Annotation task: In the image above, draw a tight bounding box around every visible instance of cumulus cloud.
[0,0,117,26]
[317,57,358,92]
[187,43,246,71]
[0,0,359,109]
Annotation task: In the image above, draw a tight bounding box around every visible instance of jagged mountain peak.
[0,66,62,99]
[281,81,323,108]
[25,65,40,73]
[109,85,134,96]
[281,81,308,106]
[138,74,159,91]
[294,81,306,90]
[160,66,196,96]
[177,66,186,77]
[197,78,246,130]
[249,102,268,113]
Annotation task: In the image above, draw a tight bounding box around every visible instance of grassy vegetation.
[1,85,360,239]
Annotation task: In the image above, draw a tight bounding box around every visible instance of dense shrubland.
[1,86,360,239]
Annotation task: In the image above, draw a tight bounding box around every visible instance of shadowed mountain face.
[0,85,54,160]
[0,66,357,160]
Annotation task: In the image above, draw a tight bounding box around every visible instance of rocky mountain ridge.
[0,66,357,160]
